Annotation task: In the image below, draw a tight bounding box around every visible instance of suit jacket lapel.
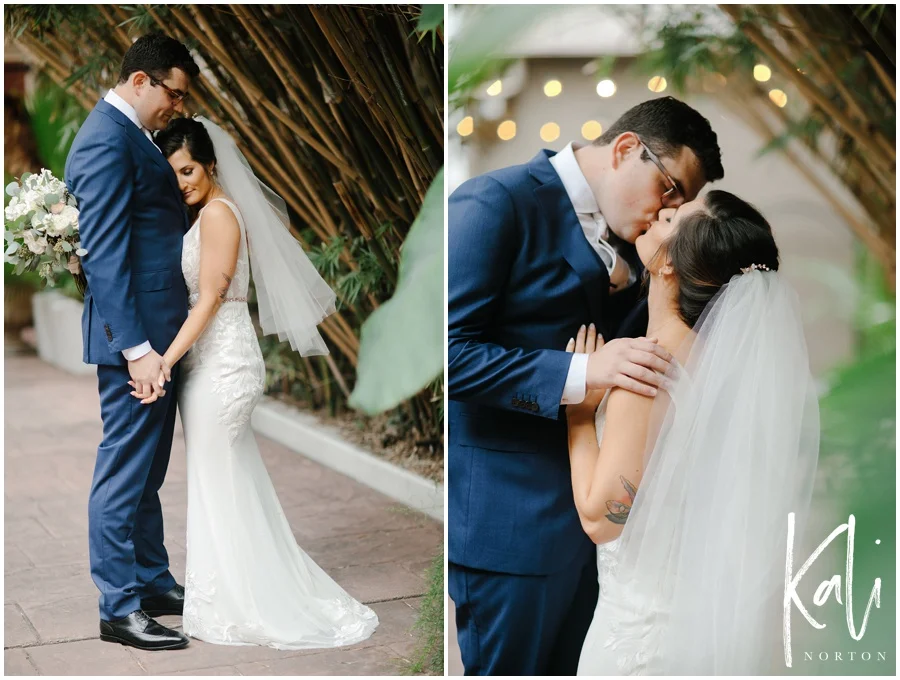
[123,123,182,202]
[96,100,183,205]
[530,151,609,332]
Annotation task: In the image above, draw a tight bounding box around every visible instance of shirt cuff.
[122,341,152,362]
[561,352,589,405]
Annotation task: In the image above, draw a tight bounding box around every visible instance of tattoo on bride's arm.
[605,475,638,525]
[217,273,233,301]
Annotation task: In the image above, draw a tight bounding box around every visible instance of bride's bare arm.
[161,201,240,370]
[567,389,653,544]
[565,323,655,545]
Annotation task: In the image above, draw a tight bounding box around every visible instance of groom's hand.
[127,350,167,404]
[585,336,672,397]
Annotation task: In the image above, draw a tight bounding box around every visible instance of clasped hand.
[565,323,672,413]
[126,350,172,405]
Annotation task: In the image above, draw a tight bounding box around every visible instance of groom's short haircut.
[118,33,199,85]
[594,96,724,183]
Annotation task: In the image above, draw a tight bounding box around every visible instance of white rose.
[47,215,69,237]
[61,205,79,231]
[20,189,41,212]
[23,230,48,255]
[49,209,77,236]
[5,197,29,222]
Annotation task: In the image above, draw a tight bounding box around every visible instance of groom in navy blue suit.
[448,97,724,675]
[65,34,200,650]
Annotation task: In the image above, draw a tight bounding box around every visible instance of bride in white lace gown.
[566,193,818,675]
[148,117,378,649]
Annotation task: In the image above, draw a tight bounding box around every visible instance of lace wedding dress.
[178,197,378,649]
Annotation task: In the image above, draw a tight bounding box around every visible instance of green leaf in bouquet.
[5,241,20,256]
[5,182,20,197]
[5,231,17,242]
[20,172,32,183]
[60,240,73,252]
[6,255,19,265]
[44,193,60,207]
[14,257,29,275]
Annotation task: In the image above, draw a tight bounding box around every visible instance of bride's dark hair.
[156,117,217,166]
[660,190,780,328]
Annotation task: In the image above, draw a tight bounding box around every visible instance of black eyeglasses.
[636,136,682,207]
[148,75,189,104]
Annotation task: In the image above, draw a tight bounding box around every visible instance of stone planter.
[31,290,94,376]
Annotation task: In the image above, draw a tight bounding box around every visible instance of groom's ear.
[610,132,640,169]
[130,71,149,90]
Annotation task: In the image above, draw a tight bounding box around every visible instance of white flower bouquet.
[4,169,88,294]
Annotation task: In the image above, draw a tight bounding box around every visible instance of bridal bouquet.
[4,169,87,294]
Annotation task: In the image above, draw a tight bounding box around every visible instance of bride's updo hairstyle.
[156,117,217,169]
[665,190,779,328]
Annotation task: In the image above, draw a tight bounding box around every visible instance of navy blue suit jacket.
[448,150,647,575]
[65,100,190,366]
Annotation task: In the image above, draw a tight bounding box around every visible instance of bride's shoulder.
[199,198,240,235]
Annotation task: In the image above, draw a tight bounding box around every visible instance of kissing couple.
[65,33,378,650]
[448,96,819,674]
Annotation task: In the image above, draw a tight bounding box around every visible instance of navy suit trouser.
[89,363,179,621]
[450,543,599,676]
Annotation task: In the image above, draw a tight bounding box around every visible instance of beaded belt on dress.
[222,297,247,303]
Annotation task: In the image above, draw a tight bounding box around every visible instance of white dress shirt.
[550,142,635,405]
[103,89,156,361]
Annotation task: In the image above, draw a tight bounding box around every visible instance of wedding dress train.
[178,197,378,649]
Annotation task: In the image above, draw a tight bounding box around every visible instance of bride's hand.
[128,358,173,404]
[565,323,606,416]
[158,357,173,388]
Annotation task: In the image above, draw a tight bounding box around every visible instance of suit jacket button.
[531,403,539,412]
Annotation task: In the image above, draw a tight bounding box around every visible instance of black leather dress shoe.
[99,610,189,650]
[140,584,185,617]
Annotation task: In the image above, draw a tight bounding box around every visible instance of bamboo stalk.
[721,5,896,172]
[776,6,896,166]
[778,6,870,128]
[866,50,896,101]
[96,4,132,50]
[170,6,360,181]
[738,100,894,278]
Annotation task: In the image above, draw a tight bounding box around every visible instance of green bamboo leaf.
[349,169,444,414]
[416,4,444,33]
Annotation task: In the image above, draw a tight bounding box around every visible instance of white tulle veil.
[195,115,336,356]
[612,269,820,674]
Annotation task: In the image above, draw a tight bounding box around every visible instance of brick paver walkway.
[4,347,442,675]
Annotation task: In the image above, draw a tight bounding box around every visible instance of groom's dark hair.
[594,96,724,184]
[118,33,199,84]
